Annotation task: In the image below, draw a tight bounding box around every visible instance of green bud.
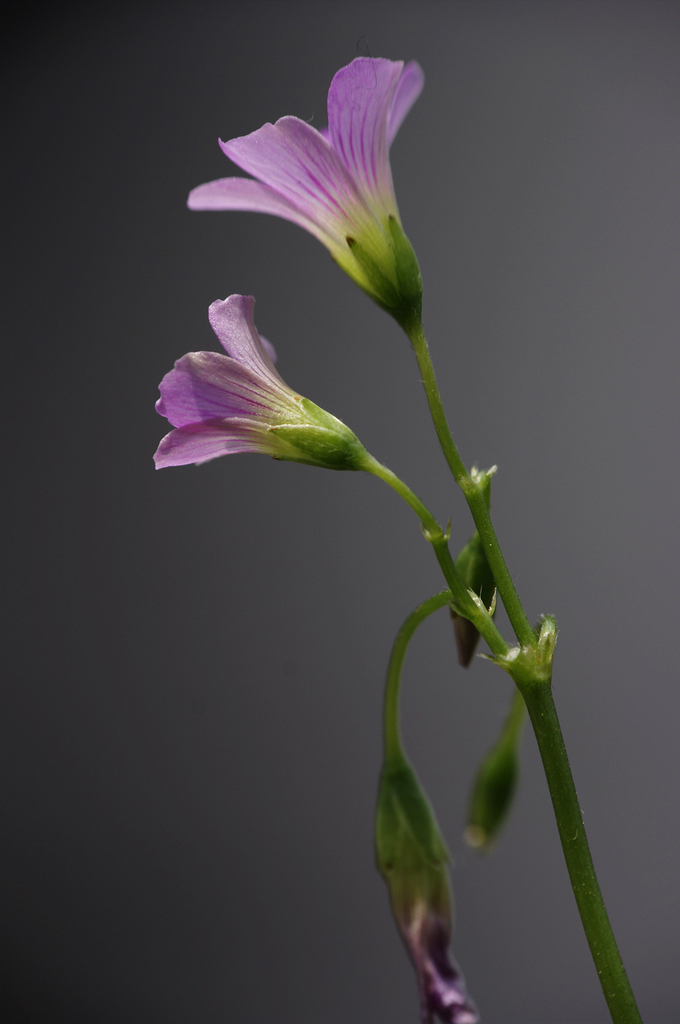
[375,756,449,887]
[451,467,497,666]
[465,691,525,851]
[375,755,451,927]
[465,743,517,851]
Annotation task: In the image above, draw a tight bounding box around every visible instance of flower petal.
[153,420,279,468]
[327,58,403,215]
[408,913,479,1024]
[219,116,376,245]
[188,176,334,247]
[387,61,425,148]
[208,295,282,383]
[156,351,289,428]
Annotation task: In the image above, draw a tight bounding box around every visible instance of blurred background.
[3,2,679,1021]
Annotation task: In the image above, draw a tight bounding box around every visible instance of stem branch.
[362,454,508,659]
[406,322,535,649]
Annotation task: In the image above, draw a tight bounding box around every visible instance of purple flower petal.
[258,335,277,363]
[187,176,331,245]
[208,295,282,383]
[418,920,479,1024]
[327,57,403,213]
[154,419,279,468]
[187,58,424,312]
[219,116,375,243]
[387,61,425,148]
[156,351,292,429]
[154,294,366,471]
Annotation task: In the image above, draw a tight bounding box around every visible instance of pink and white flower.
[189,58,424,320]
[154,295,365,471]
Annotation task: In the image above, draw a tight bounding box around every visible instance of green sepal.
[345,235,402,313]
[387,216,423,332]
[376,756,452,927]
[345,218,423,331]
[375,756,449,876]
[269,399,367,471]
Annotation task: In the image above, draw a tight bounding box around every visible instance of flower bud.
[376,757,478,1024]
[465,692,525,851]
[465,735,518,851]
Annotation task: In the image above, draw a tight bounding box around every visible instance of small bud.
[465,692,525,851]
[465,735,518,851]
[376,757,478,1024]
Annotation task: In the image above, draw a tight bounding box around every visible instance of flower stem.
[518,678,643,1024]
[402,322,641,1023]
[361,454,508,659]
[384,591,452,763]
[406,321,535,650]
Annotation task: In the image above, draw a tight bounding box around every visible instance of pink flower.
[189,58,424,323]
[154,295,366,471]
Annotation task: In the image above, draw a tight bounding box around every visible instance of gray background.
[3,2,679,1021]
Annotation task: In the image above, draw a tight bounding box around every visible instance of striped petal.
[387,61,425,148]
[219,116,377,245]
[208,295,282,384]
[327,58,403,217]
[187,176,338,251]
[154,419,281,468]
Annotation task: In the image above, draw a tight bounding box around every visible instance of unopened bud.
[376,757,478,1024]
[465,691,525,851]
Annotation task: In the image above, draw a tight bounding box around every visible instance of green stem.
[361,454,508,659]
[398,323,640,1022]
[384,591,452,763]
[406,321,535,650]
[519,680,643,1024]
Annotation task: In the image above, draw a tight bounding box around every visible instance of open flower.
[376,757,479,1024]
[188,58,424,327]
[154,295,367,471]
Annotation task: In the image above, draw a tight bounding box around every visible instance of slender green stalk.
[406,321,535,650]
[519,680,642,1024]
[399,322,641,1023]
[384,591,452,763]
[361,454,509,659]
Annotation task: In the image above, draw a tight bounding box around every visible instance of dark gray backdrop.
[3,2,679,1022]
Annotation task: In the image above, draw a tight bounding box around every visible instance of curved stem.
[406,321,535,650]
[519,680,642,1024]
[384,591,452,763]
